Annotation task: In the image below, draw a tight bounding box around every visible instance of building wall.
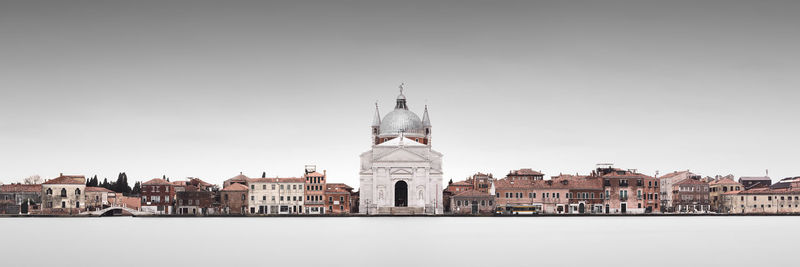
[141,184,176,214]
[602,177,654,214]
[451,196,495,215]
[324,192,350,214]
[220,190,248,215]
[709,183,743,212]
[672,182,710,213]
[41,184,86,214]
[304,172,326,214]
[724,193,800,214]
[247,181,304,214]
[495,188,570,214]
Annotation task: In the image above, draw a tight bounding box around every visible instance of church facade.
[359,87,444,215]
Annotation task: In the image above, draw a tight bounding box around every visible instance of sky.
[1,0,798,187]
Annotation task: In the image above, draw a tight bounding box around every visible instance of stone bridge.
[82,206,155,216]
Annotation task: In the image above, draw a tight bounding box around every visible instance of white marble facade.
[359,88,443,215]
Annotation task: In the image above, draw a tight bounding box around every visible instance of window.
[263,196,266,201]
[251,196,254,201]
[272,184,276,190]
[60,188,67,197]
[272,196,276,201]
[481,200,486,206]
[457,201,461,206]
[251,185,255,190]
[280,185,284,190]
[46,188,53,195]
[488,201,493,206]
[75,188,81,195]
[340,197,344,202]
[241,194,246,201]
[329,197,333,202]
[263,185,266,190]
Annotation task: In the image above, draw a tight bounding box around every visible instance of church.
[359,86,444,215]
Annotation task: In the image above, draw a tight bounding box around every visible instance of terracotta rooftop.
[0,184,42,193]
[43,175,85,185]
[674,178,708,186]
[86,186,115,193]
[453,189,493,198]
[494,178,571,189]
[142,178,173,186]
[709,178,741,186]
[222,183,248,192]
[736,188,800,195]
[508,168,544,176]
[659,170,694,179]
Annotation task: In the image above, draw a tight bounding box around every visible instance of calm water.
[1,216,796,267]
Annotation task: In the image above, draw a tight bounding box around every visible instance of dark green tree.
[131,181,142,196]
[262,172,266,178]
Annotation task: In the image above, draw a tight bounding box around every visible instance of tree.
[101,178,110,189]
[131,181,142,196]
[86,175,98,187]
[262,172,266,178]
[448,179,453,185]
[23,175,42,184]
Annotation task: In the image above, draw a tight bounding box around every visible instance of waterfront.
[1,216,797,267]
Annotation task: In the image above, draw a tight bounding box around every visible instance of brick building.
[672,178,710,213]
[141,178,176,214]
[303,166,326,214]
[41,174,86,215]
[176,185,216,215]
[494,172,570,214]
[220,183,248,215]
[595,167,658,214]
[324,183,354,214]
[552,174,604,214]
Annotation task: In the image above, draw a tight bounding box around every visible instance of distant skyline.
[1,0,799,187]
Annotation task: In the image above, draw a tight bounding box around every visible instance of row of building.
[0,165,358,216]
[3,164,796,216]
[444,165,798,215]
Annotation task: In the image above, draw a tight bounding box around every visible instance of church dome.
[379,109,424,136]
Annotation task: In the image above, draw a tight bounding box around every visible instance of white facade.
[359,134,444,214]
[247,178,304,214]
[360,88,443,215]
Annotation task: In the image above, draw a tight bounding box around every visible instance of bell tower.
[371,102,381,145]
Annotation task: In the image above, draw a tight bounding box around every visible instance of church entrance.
[394,181,408,207]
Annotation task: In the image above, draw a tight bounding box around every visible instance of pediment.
[391,168,414,175]
[374,148,428,162]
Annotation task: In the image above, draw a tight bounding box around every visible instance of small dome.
[379,109,424,136]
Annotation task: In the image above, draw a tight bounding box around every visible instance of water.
[1,216,796,267]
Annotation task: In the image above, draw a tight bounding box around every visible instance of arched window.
[60,188,67,197]
[46,188,53,195]
[75,188,81,195]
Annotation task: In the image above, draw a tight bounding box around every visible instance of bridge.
[82,206,155,216]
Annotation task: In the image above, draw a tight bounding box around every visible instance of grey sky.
[1,0,798,187]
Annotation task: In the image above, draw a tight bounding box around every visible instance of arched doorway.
[395,181,408,207]
[578,203,585,214]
